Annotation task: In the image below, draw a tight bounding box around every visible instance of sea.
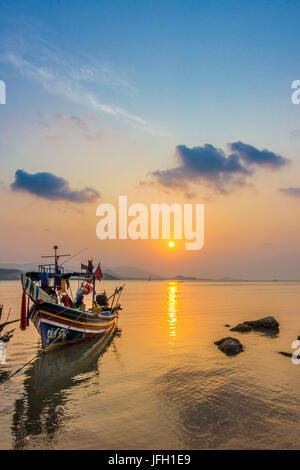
[0,280,300,450]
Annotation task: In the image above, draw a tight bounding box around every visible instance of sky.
[1,0,300,279]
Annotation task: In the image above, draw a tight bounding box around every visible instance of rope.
[59,247,87,267]
[0,307,87,385]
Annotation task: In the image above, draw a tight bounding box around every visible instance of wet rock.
[230,323,252,333]
[214,337,244,356]
[244,316,279,331]
[278,351,300,360]
[231,316,279,334]
[278,351,293,358]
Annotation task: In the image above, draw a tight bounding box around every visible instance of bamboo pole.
[0,319,19,332]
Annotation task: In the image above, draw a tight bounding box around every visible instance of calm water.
[0,280,300,449]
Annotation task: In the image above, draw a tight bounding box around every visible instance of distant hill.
[103,272,120,280]
[0,268,21,280]
[0,262,40,272]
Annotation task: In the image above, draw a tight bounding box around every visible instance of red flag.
[95,263,103,281]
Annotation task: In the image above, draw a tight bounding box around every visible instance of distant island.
[0,268,22,280]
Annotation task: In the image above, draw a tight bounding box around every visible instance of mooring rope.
[0,307,88,384]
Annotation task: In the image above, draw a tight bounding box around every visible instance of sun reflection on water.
[166,282,179,345]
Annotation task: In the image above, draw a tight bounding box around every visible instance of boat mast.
[41,245,70,266]
[41,245,70,288]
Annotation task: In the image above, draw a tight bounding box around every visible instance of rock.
[278,351,293,358]
[230,316,279,334]
[230,323,252,333]
[278,351,300,359]
[279,351,300,360]
[297,336,300,341]
[224,324,230,327]
[244,316,279,331]
[214,337,244,356]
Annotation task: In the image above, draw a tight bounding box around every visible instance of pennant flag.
[88,259,94,274]
[95,263,103,281]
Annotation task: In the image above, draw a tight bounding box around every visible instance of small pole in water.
[5,307,11,323]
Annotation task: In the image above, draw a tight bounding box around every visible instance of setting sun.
[168,241,175,248]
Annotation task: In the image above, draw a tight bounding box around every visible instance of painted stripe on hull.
[39,317,116,349]
[36,302,116,326]
[39,309,109,326]
[39,311,113,331]
[40,318,107,334]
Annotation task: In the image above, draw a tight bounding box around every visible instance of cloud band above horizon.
[146,141,289,195]
[11,169,100,203]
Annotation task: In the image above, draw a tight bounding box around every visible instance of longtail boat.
[20,246,124,350]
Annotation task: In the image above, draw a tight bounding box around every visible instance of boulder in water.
[244,316,279,331]
[230,323,252,333]
[231,316,279,333]
[214,337,244,356]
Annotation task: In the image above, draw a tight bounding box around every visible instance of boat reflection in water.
[11,327,121,449]
[166,282,179,345]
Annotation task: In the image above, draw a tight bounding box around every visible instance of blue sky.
[1,0,300,145]
[1,0,300,277]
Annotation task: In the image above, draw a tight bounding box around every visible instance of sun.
[168,241,175,248]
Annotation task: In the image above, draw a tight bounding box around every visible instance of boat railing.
[38,263,65,275]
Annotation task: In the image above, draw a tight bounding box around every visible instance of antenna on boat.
[41,245,70,271]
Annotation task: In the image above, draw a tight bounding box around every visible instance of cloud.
[228,141,288,168]
[279,187,300,198]
[1,45,169,136]
[151,144,250,193]
[145,142,289,195]
[11,170,100,203]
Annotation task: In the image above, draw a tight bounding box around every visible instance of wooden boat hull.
[29,300,117,350]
